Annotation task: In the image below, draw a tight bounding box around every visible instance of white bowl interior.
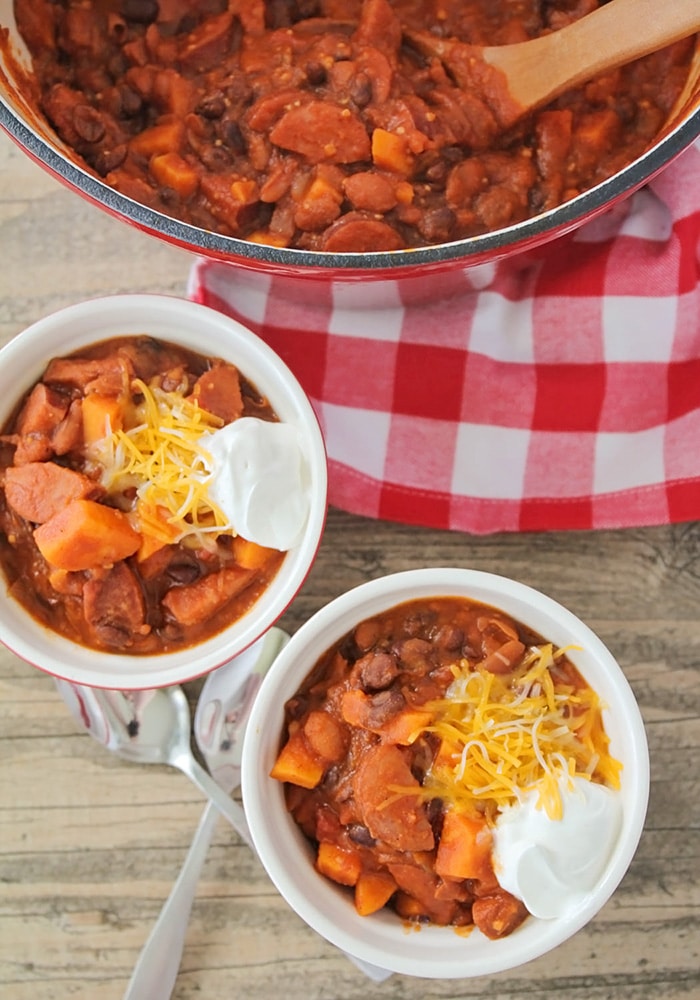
[242,568,649,979]
[0,294,327,689]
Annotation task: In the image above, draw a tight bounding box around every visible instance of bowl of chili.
[0,1,698,287]
[241,567,649,978]
[0,293,328,689]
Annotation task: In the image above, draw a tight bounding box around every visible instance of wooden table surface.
[1,127,699,1000]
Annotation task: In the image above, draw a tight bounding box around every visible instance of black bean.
[118,85,143,117]
[347,824,376,847]
[305,61,327,87]
[72,104,106,144]
[121,0,159,25]
[198,145,233,171]
[349,72,372,108]
[219,119,246,155]
[165,564,200,586]
[92,145,127,175]
[196,91,226,119]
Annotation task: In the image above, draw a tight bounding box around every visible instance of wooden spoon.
[409,0,700,128]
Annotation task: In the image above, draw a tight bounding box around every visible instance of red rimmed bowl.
[0,294,328,690]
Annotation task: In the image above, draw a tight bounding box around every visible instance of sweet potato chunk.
[371,128,413,175]
[232,536,278,569]
[129,120,185,158]
[149,152,199,200]
[435,811,494,882]
[316,842,362,887]
[270,730,325,789]
[4,462,101,523]
[33,499,141,571]
[354,870,398,916]
[81,393,123,446]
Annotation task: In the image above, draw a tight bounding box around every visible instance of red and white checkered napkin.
[188,139,700,535]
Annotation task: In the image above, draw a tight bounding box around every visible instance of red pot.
[1,1,699,288]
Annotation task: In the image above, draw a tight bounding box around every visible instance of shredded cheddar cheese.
[90,378,231,544]
[385,645,621,821]
[427,645,621,819]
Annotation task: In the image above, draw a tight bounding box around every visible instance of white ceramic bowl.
[241,568,649,979]
[0,293,328,689]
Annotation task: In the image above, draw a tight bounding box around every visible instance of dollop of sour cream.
[492,774,622,920]
[204,417,311,551]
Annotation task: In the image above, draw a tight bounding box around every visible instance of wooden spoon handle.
[484,0,700,115]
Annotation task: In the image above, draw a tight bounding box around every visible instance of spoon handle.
[174,750,254,848]
[485,0,700,116]
[123,799,220,1000]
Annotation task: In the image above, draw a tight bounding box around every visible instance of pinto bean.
[394,637,434,673]
[355,650,399,692]
[343,171,397,213]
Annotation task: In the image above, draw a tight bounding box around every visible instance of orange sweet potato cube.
[232,535,279,569]
[435,810,494,882]
[316,841,362,887]
[270,730,325,789]
[33,499,141,571]
[82,393,123,445]
[150,152,199,200]
[354,871,397,916]
[371,128,413,175]
[129,121,184,158]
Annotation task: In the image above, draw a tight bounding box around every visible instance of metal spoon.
[408,0,700,129]
[119,627,289,1000]
[123,627,391,994]
[55,667,257,847]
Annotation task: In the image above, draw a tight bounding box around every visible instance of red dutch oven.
[1,1,699,288]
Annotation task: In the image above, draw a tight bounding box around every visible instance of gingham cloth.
[188,139,700,535]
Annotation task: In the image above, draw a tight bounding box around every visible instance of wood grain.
[0,129,698,1000]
